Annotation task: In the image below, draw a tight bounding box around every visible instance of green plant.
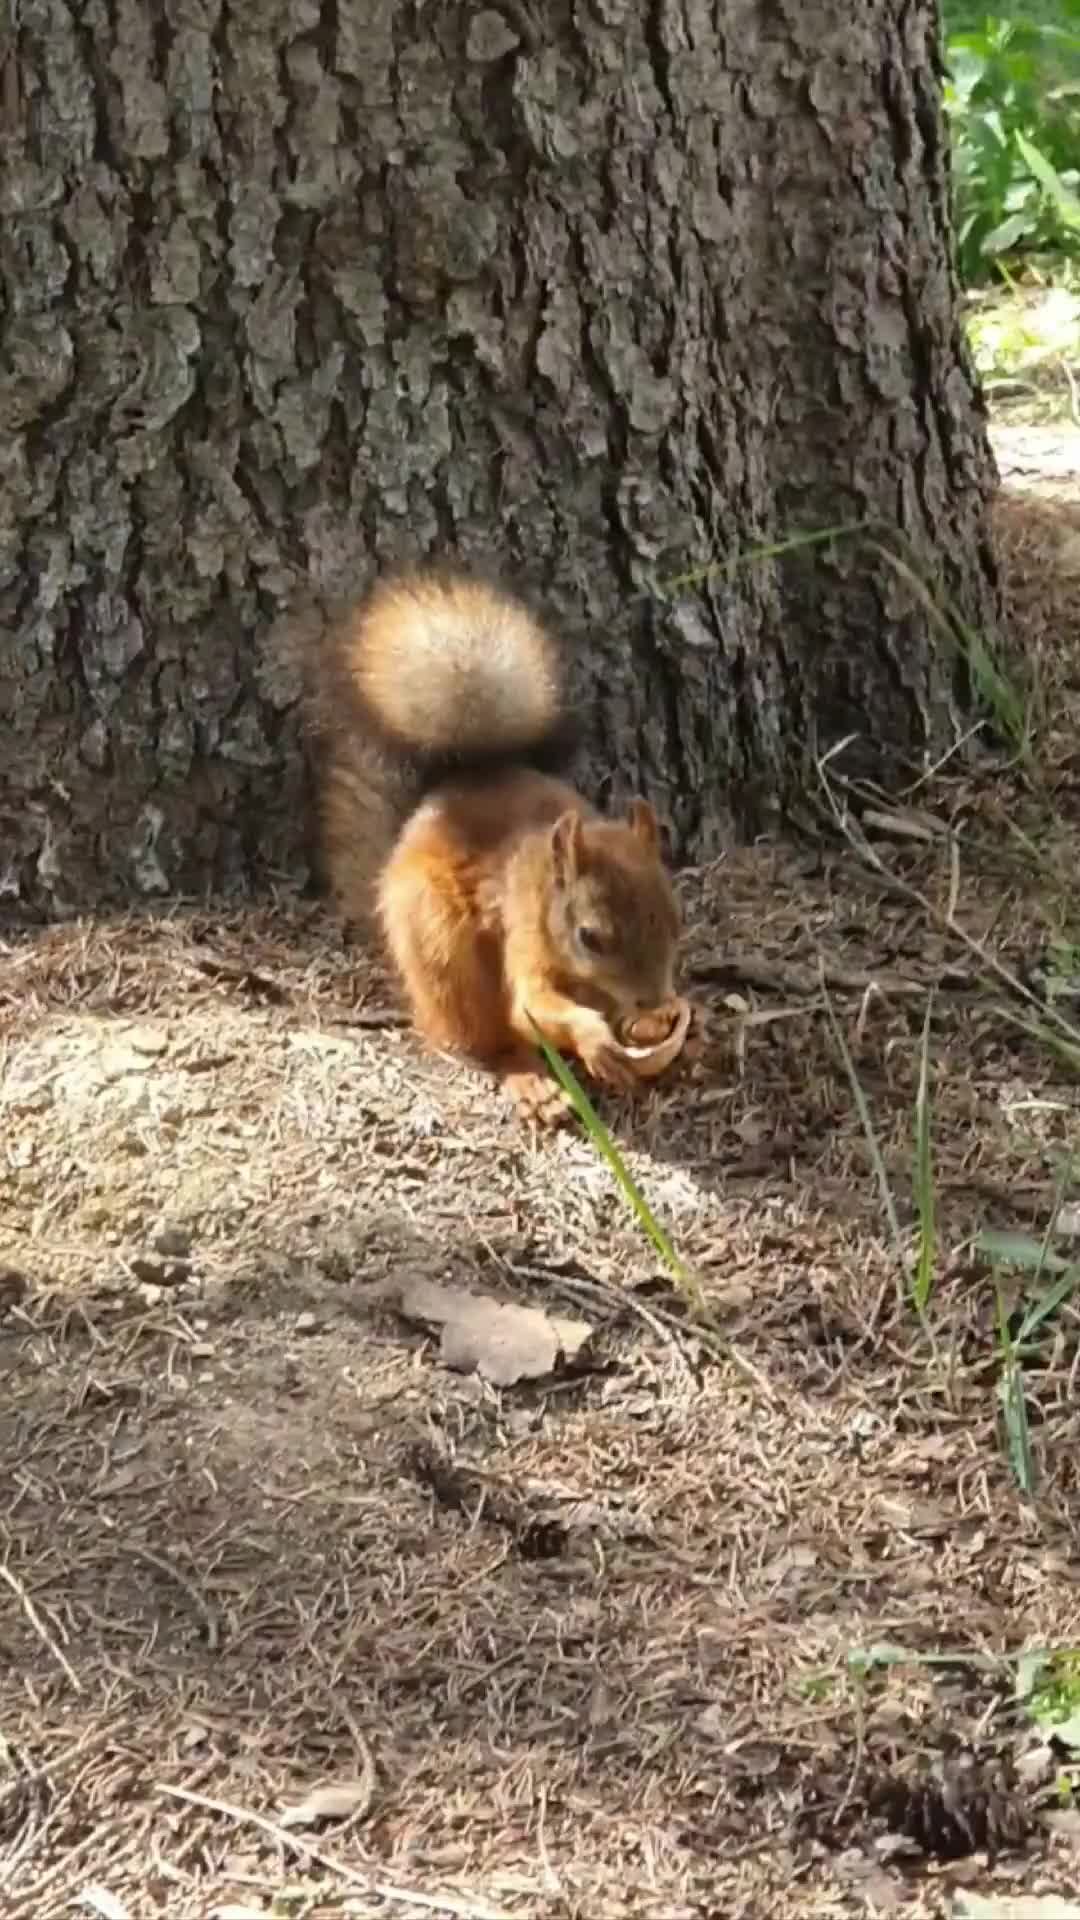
[944,12,1080,283]
[977,1169,1080,1494]
[528,1023,699,1300]
[847,1639,1080,1754]
[868,538,1035,761]
[913,994,936,1314]
[1016,1646,1080,1748]
[820,975,943,1349]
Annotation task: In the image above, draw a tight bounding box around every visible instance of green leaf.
[976,1229,1070,1272]
[1016,131,1080,229]
[1015,1649,1050,1701]
[982,209,1038,253]
[1016,1264,1080,1344]
[847,1642,999,1677]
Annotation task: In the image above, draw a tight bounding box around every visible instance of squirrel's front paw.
[574,1018,642,1094]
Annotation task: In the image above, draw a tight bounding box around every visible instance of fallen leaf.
[78,1889,132,1920]
[1015,1740,1056,1785]
[387,1277,592,1385]
[279,1777,375,1828]
[1046,1708,1080,1751]
[955,1896,1080,1918]
[1043,1809,1080,1845]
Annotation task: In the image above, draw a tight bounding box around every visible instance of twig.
[833,1667,867,1833]
[814,748,1080,1048]
[156,1783,518,1920]
[521,1264,700,1379]
[0,1560,81,1692]
[328,1008,409,1030]
[121,1543,220,1652]
[524,1265,777,1403]
[689,954,970,999]
[1061,355,1080,430]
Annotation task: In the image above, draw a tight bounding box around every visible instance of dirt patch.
[3,439,1080,1918]
[2,843,1080,1920]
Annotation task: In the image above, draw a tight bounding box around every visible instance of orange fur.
[310,571,683,1123]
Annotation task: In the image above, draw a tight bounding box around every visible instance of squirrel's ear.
[551,809,583,883]
[628,798,660,853]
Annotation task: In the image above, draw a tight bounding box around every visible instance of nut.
[613,998,692,1080]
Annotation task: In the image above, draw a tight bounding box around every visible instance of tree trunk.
[0,0,998,916]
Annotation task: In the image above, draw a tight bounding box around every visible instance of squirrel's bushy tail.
[298,567,576,929]
[337,571,570,766]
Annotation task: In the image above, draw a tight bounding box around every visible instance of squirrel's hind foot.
[498,1061,576,1131]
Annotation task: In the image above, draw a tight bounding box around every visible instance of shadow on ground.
[2,863,1079,1919]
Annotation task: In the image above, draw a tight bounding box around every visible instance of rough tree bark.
[0,0,998,917]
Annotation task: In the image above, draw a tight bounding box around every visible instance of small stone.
[0,1267,28,1310]
[294,1311,319,1334]
[153,1225,192,1259]
[131,1252,190,1286]
[131,1254,167,1283]
[127,1023,169,1055]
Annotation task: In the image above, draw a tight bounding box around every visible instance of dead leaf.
[279,1776,375,1828]
[1015,1741,1056,1786]
[126,1023,170,1055]
[955,1897,1080,1918]
[77,1889,132,1920]
[862,805,942,843]
[834,1850,905,1913]
[1043,1809,1080,1846]
[386,1277,592,1385]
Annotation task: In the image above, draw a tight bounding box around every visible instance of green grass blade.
[869,542,1030,757]
[1000,1358,1036,1496]
[1016,1263,1080,1345]
[975,1229,1070,1273]
[821,979,906,1279]
[994,1270,1037,1496]
[993,1003,1080,1073]
[913,992,936,1312]
[1015,131,1080,232]
[529,1028,692,1292]
[657,516,877,596]
[848,1642,1001,1679]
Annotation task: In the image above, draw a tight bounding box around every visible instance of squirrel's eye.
[579,926,605,955]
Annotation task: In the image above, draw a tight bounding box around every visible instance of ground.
[3,431,1080,1920]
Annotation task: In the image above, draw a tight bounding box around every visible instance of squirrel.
[309,568,684,1125]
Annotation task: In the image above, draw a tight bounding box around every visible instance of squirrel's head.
[546,801,681,1015]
